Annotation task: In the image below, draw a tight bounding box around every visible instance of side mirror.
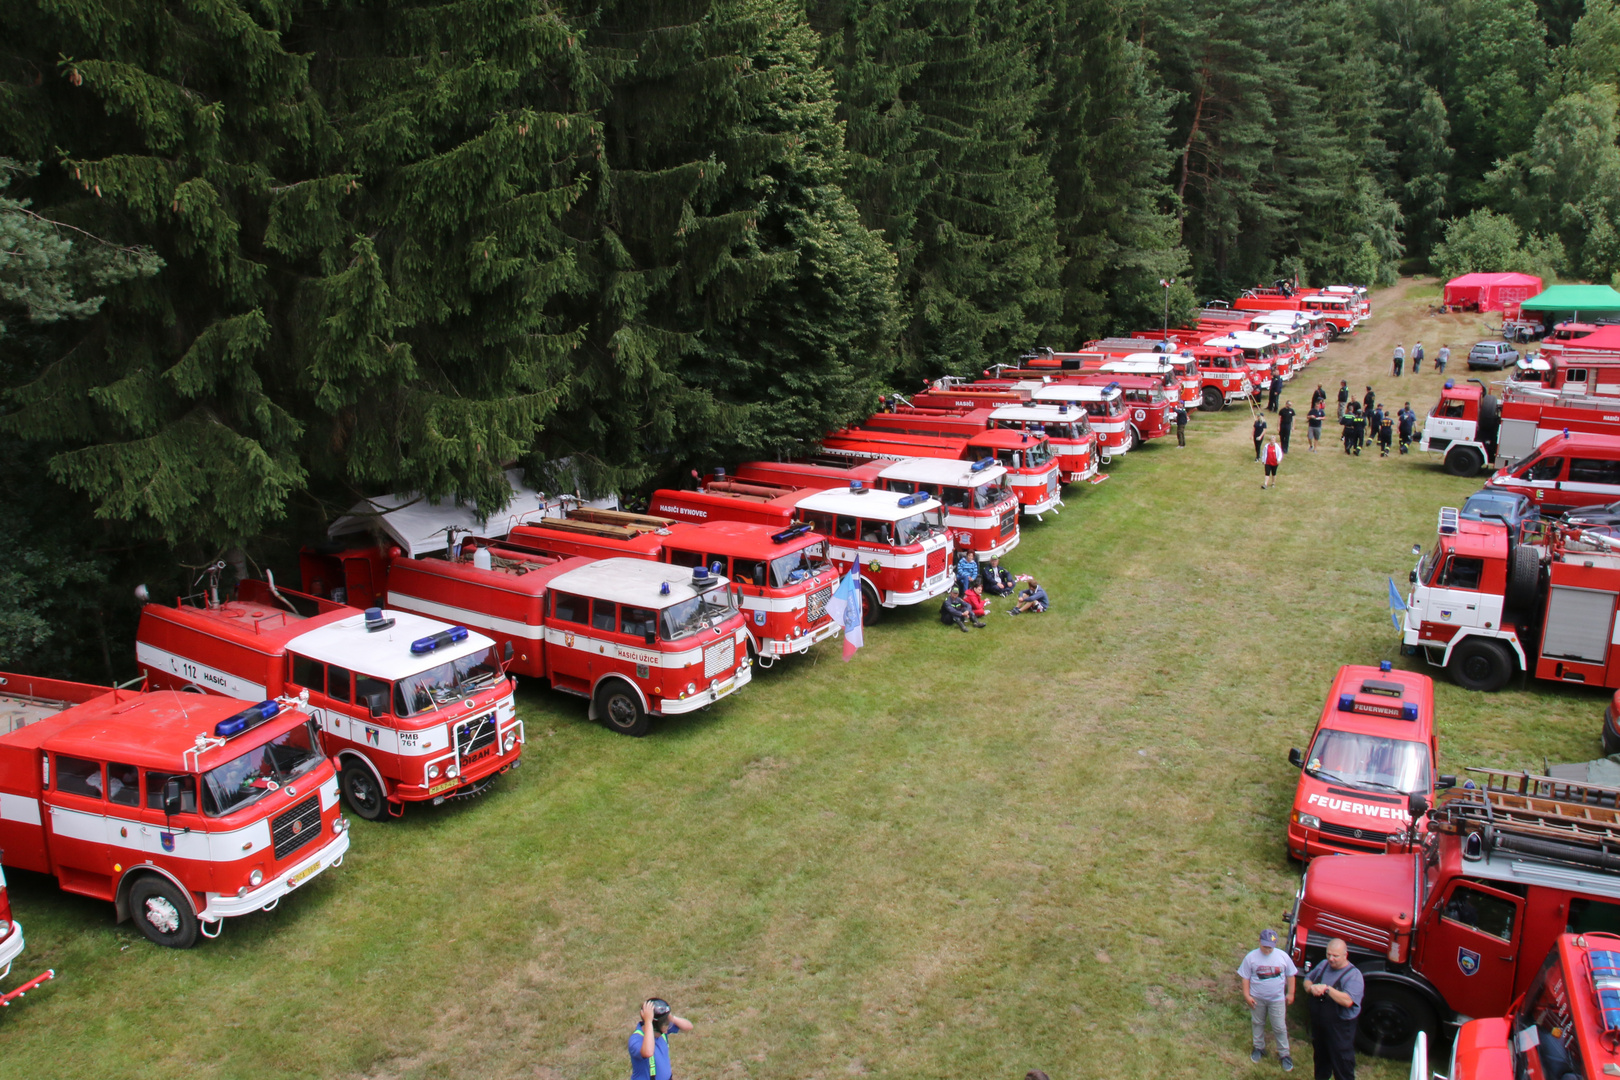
[1411,543,1422,558]
[1437,774,1457,789]
[163,778,182,816]
[503,641,514,662]
[1407,793,1430,818]
[1410,569,1417,584]
[644,630,657,646]
[365,691,388,717]
[1288,748,1303,768]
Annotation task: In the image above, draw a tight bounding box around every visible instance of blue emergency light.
[1591,952,1620,1033]
[660,581,671,595]
[1337,694,1356,712]
[1444,379,1455,389]
[1058,404,1069,414]
[1380,660,1392,672]
[411,625,470,654]
[849,480,864,491]
[770,523,812,543]
[216,700,280,738]
[1104,381,1120,393]
[715,466,726,477]
[365,607,395,632]
[971,456,995,471]
[692,566,713,585]
[1402,703,1420,721]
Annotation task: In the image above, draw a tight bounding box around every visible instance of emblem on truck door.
[1458,947,1481,976]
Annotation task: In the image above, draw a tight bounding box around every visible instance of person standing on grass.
[1253,411,1268,462]
[1398,403,1416,455]
[1174,402,1189,447]
[1392,344,1404,376]
[630,998,692,1080]
[1311,383,1327,410]
[1306,400,1325,452]
[1362,386,1376,418]
[1437,344,1450,374]
[1239,928,1297,1070]
[1261,436,1284,489]
[1350,405,1367,456]
[1336,380,1349,420]
[1303,939,1364,1080]
[1278,401,1296,454]
[1378,414,1394,457]
[1412,341,1424,374]
[1268,372,1283,412]
[1339,406,1356,454]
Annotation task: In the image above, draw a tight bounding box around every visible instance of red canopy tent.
[1443,272,1543,315]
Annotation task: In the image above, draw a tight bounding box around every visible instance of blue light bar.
[770,523,812,544]
[971,456,995,471]
[1402,703,1419,721]
[216,700,280,738]
[1380,661,1392,672]
[411,626,471,654]
[1591,951,1620,1032]
[1337,694,1356,713]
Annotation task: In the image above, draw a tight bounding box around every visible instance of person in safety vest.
[630,998,691,1080]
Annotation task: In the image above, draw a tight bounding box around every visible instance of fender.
[335,749,389,797]
[1441,630,1528,671]
[859,574,889,610]
[1358,964,1453,1023]
[114,864,197,925]
[587,675,648,721]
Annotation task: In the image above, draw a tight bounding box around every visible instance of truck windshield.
[201,720,325,817]
[973,480,1013,508]
[393,645,503,717]
[1305,730,1431,794]
[661,587,736,641]
[893,511,942,546]
[769,542,833,588]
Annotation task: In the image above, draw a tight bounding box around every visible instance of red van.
[1485,430,1620,514]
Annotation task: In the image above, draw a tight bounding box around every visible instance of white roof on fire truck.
[1031,384,1122,403]
[1249,311,1314,327]
[794,486,942,521]
[548,557,734,610]
[286,610,497,680]
[328,468,620,558]
[1205,331,1283,348]
[879,457,1007,488]
[1110,353,1179,366]
[988,404,1090,426]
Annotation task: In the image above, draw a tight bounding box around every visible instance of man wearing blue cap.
[1238,929,1297,1070]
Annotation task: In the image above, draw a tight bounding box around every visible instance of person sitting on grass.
[1009,580,1049,615]
[954,550,979,593]
[981,555,1016,596]
[941,588,973,632]
[961,584,988,627]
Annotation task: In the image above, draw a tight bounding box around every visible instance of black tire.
[860,580,883,627]
[1603,706,1620,756]
[1326,324,1340,342]
[1128,425,1143,451]
[128,875,200,949]
[1200,386,1224,411]
[1448,637,1516,692]
[1443,446,1484,477]
[1505,543,1540,611]
[596,679,650,737]
[340,761,389,821]
[1356,984,1440,1060]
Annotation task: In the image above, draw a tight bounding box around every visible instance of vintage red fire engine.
[1440,931,1620,1079]
[1065,372,1175,446]
[650,480,951,623]
[498,507,840,666]
[735,457,1020,559]
[1421,377,1620,477]
[985,403,1102,481]
[1288,768,1620,1060]
[137,579,521,818]
[1237,288,1363,336]
[818,427,1062,517]
[0,674,349,947]
[1285,663,1438,861]
[1484,430,1620,513]
[1096,353,1203,412]
[1029,382,1133,456]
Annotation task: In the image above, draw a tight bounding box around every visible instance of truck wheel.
[128,875,200,949]
[1505,543,1541,611]
[1200,387,1223,411]
[340,761,389,821]
[1325,324,1340,342]
[1128,425,1143,451]
[596,680,650,737]
[1443,446,1484,477]
[1448,638,1515,692]
[1355,984,1438,1060]
[860,580,882,626]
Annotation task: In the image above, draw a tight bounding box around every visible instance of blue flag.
[1387,576,1409,631]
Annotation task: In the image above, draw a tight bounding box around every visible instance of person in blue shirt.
[1009,581,1049,614]
[629,998,692,1080]
[954,551,979,593]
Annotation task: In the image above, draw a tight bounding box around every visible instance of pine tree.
[1445,0,1550,203]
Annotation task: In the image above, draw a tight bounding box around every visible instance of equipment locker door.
[1541,586,1617,664]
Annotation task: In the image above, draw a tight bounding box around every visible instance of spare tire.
[1478,393,1501,444]
[1505,542,1541,611]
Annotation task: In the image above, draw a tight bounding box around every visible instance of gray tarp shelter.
[1518,284,1620,320]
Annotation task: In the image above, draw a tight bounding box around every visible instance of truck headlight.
[447,765,460,779]
[1293,812,1321,829]
[427,764,440,780]
[249,869,263,886]
[503,733,516,752]
[687,682,697,696]
[0,919,12,939]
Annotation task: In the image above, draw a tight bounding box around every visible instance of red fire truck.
[0,674,350,947]
[818,427,1062,517]
[733,458,1020,559]
[1285,663,1437,861]
[649,480,951,623]
[137,579,523,818]
[1096,354,1202,412]
[1029,382,1133,455]
[497,508,841,666]
[1067,373,1175,445]
[1202,329,1292,385]
[1236,289,1363,336]
[1401,506,1620,692]
[1510,347,1620,395]
[985,404,1103,481]
[1484,430,1620,512]
[0,860,21,984]
[1440,931,1620,1079]
[1287,768,1620,1059]
[1249,310,1330,359]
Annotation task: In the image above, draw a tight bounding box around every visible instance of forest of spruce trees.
[3,0,1620,677]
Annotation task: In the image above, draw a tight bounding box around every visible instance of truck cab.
[1031,383,1132,456]
[986,403,1101,482]
[1286,664,1438,861]
[1419,380,1501,477]
[871,457,1020,559]
[1098,353,1202,412]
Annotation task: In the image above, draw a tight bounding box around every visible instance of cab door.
[1502,456,1565,509]
[1427,554,1490,631]
[44,754,115,899]
[1418,880,1524,1019]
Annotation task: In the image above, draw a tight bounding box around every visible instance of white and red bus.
[137,581,522,819]
[0,675,349,947]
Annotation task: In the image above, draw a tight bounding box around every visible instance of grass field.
[2,277,1604,1079]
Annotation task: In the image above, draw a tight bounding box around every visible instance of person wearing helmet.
[630,998,692,1080]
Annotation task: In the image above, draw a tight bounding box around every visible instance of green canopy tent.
[1518,284,1620,321]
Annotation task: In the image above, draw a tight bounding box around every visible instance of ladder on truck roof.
[1436,767,1620,871]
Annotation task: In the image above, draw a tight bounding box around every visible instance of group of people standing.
[1238,931,1365,1077]
[1325,381,1418,458]
[1391,341,1449,376]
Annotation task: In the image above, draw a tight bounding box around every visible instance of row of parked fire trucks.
[0,280,1363,1010]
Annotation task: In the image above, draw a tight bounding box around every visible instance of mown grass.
[2,280,1600,1079]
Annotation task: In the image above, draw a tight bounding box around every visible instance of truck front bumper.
[0,922,23,977]
[200,827,351,922]
[766,619,841,656]
[655,662,753,715]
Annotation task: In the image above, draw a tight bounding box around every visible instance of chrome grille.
[1000,510,1017,537]
[1314,912,1391,950]
[272,796,321,861]
[456,712,498,760]
[806,585,832,623]
[704,639,735,678]
[1319,820,1391,845]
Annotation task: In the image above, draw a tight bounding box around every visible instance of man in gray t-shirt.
[1238,929,1298,1069]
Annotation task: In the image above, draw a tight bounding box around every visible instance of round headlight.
[686,682,697,695]
[503,733,516,752]
[447,765,460,779]
[0,919,11,938]
[249,869,263,887]
[427,764,440,780]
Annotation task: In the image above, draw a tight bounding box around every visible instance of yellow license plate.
[427,778,461,795]
[288,862,323,887]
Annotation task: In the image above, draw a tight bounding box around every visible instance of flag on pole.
[824,567,865,661]
[1387,576,1409,631]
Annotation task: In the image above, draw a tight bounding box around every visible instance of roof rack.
[1434,768,1620,872]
